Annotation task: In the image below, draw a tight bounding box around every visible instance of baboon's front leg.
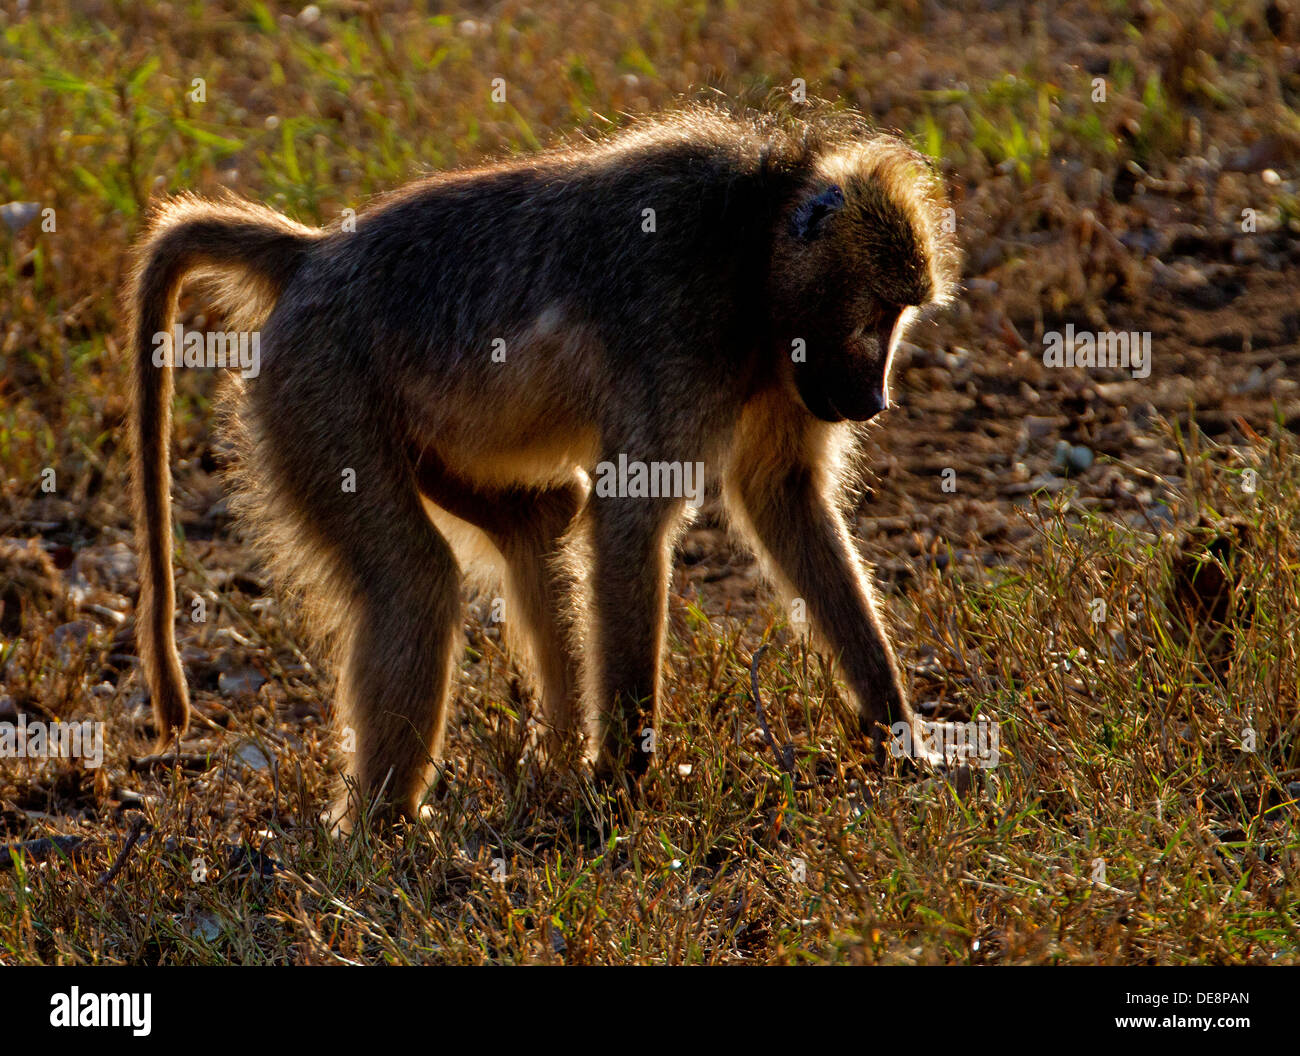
[587,492,685,777]
[729,457,910,748]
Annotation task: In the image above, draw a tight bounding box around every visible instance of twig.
[0,834,90,869]
[749,645,796,783]
[96,815,153,888]
[128,751,219,773]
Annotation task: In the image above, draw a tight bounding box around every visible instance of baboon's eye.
[792,184,845,240]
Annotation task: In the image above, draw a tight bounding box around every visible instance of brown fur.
[125,105,959,823]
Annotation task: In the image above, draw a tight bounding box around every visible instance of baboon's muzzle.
[794,333,891,423]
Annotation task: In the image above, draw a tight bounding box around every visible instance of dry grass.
[3,425,1296,965]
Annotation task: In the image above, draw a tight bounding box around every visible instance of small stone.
[51,620,92,666]
[190,912,222,942]
[0,202,41,234]
[1068,444,1094,473]
[234,740,272,770]
[1053,441,1094,476]
[218,666,267,697]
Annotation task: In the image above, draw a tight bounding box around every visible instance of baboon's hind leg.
[336,531,459,822]
[587,490,685,779]
[255,390,460,824]
[415,456,586,759]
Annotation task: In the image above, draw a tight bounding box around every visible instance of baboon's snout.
[846,386,889,421]
[837,332,892,421]
[835,382,889,422]
[794,333,893,423]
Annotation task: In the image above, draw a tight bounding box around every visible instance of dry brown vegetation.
[1,0,1299,963]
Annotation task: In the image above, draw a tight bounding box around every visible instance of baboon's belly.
[403,314,603,491]
[408,380,598,492]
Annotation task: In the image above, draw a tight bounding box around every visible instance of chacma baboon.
[127,106,958,823]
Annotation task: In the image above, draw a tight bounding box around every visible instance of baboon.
[127,106,959,823]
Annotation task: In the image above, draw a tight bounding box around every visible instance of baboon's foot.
[324,785,421,836]
[520,723,587,774]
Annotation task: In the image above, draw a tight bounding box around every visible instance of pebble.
[1053,441,1094,476]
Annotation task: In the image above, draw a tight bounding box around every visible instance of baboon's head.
[769,136,959,423]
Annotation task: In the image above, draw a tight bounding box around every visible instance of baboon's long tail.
[127,195,321,748]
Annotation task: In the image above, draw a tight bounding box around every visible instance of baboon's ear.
[791,184,845,240]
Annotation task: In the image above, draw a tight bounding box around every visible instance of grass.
[2,425,1297,964]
